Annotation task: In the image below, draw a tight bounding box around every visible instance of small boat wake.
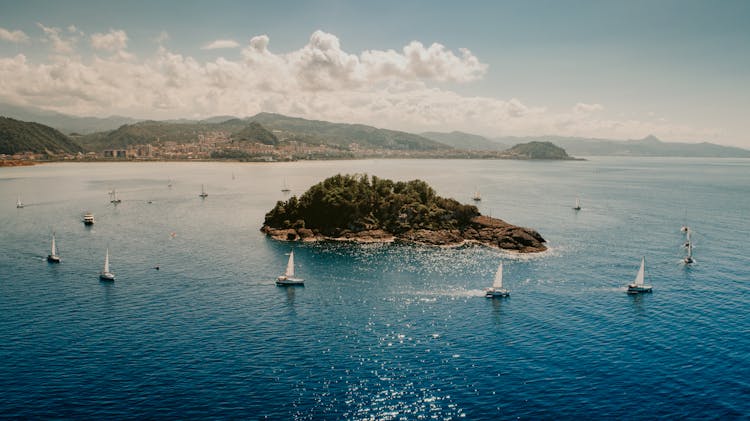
[407,289,486,298]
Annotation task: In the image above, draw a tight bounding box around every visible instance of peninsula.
[261,174,547,253]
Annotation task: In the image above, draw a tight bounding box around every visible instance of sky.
[0,0,749,146]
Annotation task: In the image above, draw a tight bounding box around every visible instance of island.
[261,174,547,253]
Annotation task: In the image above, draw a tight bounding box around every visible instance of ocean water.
[0,158,748,419]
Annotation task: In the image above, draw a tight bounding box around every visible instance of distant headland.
[261,174,547,253]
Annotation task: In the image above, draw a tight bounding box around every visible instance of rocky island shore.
[261,174,546,253]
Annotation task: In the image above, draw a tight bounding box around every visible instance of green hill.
[231,122,278,145]
[77,119,250,151]
[421,131,508,151]
[76,113,447,152]
[0,117,83,155]
[504,141,571,159]
[248,113,449,151]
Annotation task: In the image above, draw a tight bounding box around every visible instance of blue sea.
[1,158,748,419]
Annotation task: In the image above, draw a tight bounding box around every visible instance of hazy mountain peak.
[640,134,661,143]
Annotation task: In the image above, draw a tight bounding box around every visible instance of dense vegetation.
[264,174,479,234]
[0,117,83,154]
[249,113,449,151]
[231,122,278,145]
[76,119,250,151]
[505,141,571,159]
[75,113,448,152]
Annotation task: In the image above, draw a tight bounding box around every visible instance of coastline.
[261,215,547,253]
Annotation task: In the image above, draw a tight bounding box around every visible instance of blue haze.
[0,158,748,418]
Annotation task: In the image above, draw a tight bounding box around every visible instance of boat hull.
[47,255,61,263]
[485,288,510,298]
[627,284,652,294]
[99,272,115,281]
[276,276,304,286]
[83,213,95,225]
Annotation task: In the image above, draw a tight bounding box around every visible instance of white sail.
[575,197,581,208]
[633,257,645,286]
[493,263,504,289]
[51,233,57,255]
[103,248,110,273]
[285,251,295,277]
[16,194,22,207]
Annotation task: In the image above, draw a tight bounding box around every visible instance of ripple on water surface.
[0,159,748,419]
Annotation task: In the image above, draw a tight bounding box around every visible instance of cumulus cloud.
[0,28,714,142]
[202,39,241,50]
[37,23,78,53]
[573,102,604,114]
[90,29,128,51]
[0,27,29,43]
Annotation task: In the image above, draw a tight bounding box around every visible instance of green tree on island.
[264,174,480,235]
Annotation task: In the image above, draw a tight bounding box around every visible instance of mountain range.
[0,103,137,135]
[1,102,748,158]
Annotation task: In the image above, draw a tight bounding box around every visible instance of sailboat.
[16,194,24,208]
[168,179,173,188]
[276,250,304,286]
[627,257,652,294]
[573,196,581,211]
[47,232,61,263]
[199,184,208,198]
[683,229,694,264]
[110,188,122,204]
[485,262,510,298]
[99,248,115,281]
[281,179,291,193]
[680,210,688,232]
[472,188,482,202]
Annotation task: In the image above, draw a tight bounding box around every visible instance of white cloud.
[573,102,603,114]
[201,39,240,50]
[0,27,29,43]
[90,29,128,52]
[0,29,717,142]
[37,23,77,53]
